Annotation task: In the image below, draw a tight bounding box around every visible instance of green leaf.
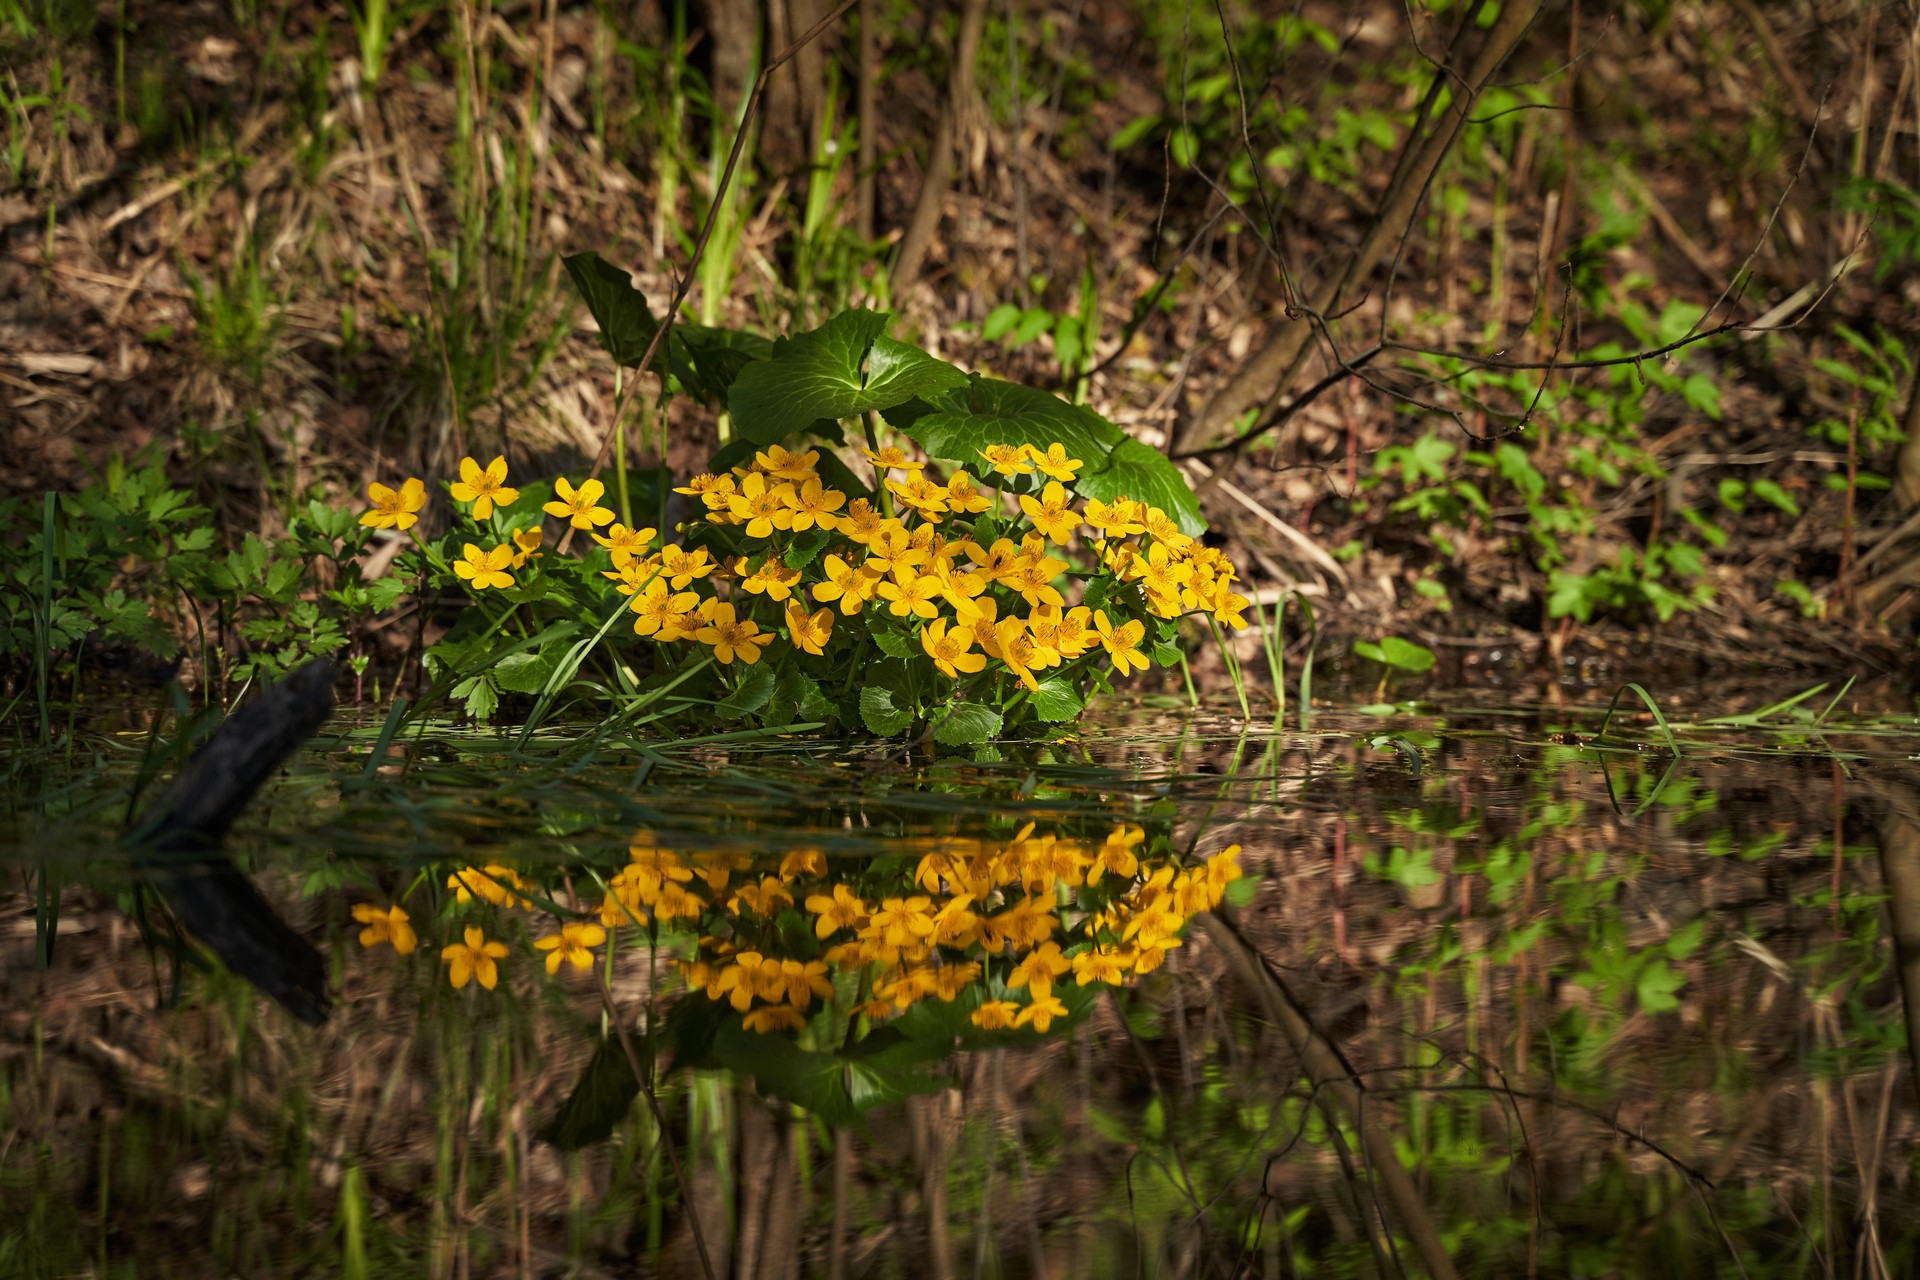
[765,667,822,728]
[452,674,499,722]
[1027,675,1084,722]
[539,1033,640,1151]
[728,310,967,446]
[717,662,777,719]
[784,528,834,571]
[897,377,1123,474]
[1075,438,1206,535]
[933,702,1002,746]
[1358,635,1435,673]
[670,323,773,404]
[860,684,914,737]
[869,620,914,660]
[982,303,1022,340]
[494,648,562,694]
[711,1023,947,1128]
[563,252,660,368]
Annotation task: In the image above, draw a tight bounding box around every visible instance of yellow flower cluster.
[580,824,1247,1035]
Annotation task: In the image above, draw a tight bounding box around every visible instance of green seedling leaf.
[1635,959,1685,1014]
[540,1033,640,1151]
[728,310,968,445]
[933,702,1002,746]
[1355,635,1435,673]
[563,252,660,368]
[1075,438,1206,535]
[898,377,1122,474]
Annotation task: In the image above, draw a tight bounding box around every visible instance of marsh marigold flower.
[1025,442,1084,482]
[544,476,615,529]
[442,926,509,990]
[453,542,515,590]
[695,602,774,665]
[450,455,519,519]
[784,601,834,655]
[352,903,417,955]
[361,477,426,530]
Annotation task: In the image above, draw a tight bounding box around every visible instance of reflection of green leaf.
[540,1033,640,1151]
[563,252,659,368]
[728,310,968,446]
[1635,959,1684,1014]
[933,702,1002,746]
[711,1023,948,1128]
[895,378,1123,473]
[1075,438,1206,535]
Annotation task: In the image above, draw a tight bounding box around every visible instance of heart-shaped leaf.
[1074,438,1206,535]
[893,377,1123,474]
[563,252,660,368]
[728,310,968,446]
[932,702,1002,746]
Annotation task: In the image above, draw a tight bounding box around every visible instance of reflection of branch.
[1200,910,1461,1280]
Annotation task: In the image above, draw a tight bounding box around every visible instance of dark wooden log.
[131,659,337,1025]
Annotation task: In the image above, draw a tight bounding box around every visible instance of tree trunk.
[890,0,990,297]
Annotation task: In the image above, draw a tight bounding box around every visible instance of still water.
[5,692,1919,1278]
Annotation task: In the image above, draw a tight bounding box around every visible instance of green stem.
[863,410,896,519]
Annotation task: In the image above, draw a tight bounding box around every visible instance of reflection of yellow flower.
[806,884,869,937]
[534,921,608,974]
[442,926,509,990]
[352,903,417,955]
[453,542,515,590]
[447,864,528,908]
[744,1004,807,1034]
[450,455,519,519]
[1016,991,1069,1031]
[543,476,615,529]
[360,478,426,530]
[1072,949,1126,986]
[972,1000,1021,1030]
[1007,941,1070,1000]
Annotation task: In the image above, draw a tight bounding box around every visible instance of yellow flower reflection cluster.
[607,824,1245,1035]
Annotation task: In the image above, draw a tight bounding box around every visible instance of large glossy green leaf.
[1027,675,1085,723]
[893,378,1123,474]
[671,324,773,405]
[728,310,968,446]
[932,702,1002,746]
[1074,438,1206,535]
[563,252,660,368]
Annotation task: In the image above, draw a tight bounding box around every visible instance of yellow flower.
[360,477,426,530]
[785,600,835,655]
[813,554,880,614]
[864,444,924,473]
[534,921,608,974]
[657,543,718,588]
[863,521,926,576]
[509,525,545,568]
[352,903,417,955]
[442,925,509,990]
[979,443,1034,477]
[840,498,887,544]
[740,557,804,601]
[887,473,951,520]
[921,617,985,678]
[806,884,869,937]
[1018,481,1082,544]
[1015,991,1069,1032]
[971,1000,1022,1030]
[543,476,616,529]
[756,445,820,481]
[449,455,519,519]
[694,602,774,665]
[1025,442,1084,482]
[1093,610,1150,677]
[876,567,942,620]
[781,477,847,532]
[630,578,702,639]
[1083,496,1146,538]
[943,469,995,514]
[592,522,658,567]
[1003,552,1067,608]
[453,542,516,590]
[727,473,795,539]
[744,1004,808,1034]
